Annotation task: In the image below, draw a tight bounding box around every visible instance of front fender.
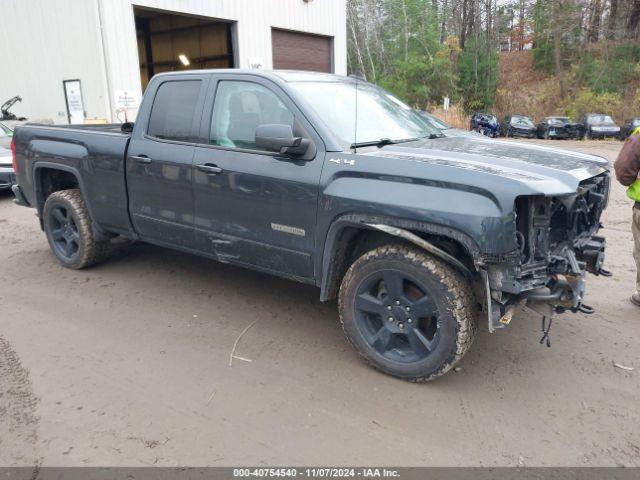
[317,213,483,301]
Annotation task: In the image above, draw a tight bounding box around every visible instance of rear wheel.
[338,245,477,382]
[43,189,109,269]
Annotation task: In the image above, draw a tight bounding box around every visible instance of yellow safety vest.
[626,127,640,202]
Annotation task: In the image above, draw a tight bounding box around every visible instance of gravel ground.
[0,139,638,467]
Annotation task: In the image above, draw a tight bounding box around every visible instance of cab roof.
[153,68,353,83]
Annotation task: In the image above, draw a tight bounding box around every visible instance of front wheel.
[338,245,478,382]
[43,189,110,269]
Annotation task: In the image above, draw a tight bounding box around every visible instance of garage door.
[272,29,332,73]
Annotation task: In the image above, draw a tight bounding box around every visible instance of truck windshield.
[289,80,439,148]
[418,111,451,130]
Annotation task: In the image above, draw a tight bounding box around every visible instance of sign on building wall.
[248,57,264,69]
[114,90,141,122]
[63,79,85,124]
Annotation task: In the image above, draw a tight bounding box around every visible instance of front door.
[127,76,208,246]
[191,76,323,280]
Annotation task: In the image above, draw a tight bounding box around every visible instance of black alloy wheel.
[43,189,110,269]
[48,205,80,261]
[353,268,440,364]
[339,245,477,381]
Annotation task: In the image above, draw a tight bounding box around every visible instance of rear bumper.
[0,167,15,191]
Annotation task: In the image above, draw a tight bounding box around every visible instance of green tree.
[458,37,499,110]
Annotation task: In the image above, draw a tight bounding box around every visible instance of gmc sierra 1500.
[11,70,610,381]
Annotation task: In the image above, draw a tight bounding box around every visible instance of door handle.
[196,164,223,174]
[131,155,152,164]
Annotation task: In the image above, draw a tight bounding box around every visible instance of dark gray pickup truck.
[11,70,610,381]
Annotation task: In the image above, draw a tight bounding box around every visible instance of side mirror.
[255,124,309,156]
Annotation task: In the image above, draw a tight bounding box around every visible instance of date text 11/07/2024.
[232,468,400,478]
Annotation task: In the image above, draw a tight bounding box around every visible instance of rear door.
[127,75,208,247]
[191,74,324,280]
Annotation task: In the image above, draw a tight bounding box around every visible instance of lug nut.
[398,323,404,329]
[405,306,411,312]
[387,305,392,311]
[395,300,401,306]
[388,317,394,322]
[407,318,412,323]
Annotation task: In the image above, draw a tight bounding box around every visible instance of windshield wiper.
[350,135,435,149]
[350,138,400,149]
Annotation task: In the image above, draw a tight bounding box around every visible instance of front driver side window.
[210,81,294,151]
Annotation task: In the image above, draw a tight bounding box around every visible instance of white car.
[0,121,13,149]
[0,145,14,191]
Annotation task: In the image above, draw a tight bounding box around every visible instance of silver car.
[0,145,14,191]
[0,121,13,149]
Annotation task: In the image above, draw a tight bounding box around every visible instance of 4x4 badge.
[329,158,356,166]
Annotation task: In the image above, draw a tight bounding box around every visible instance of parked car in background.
[0,144,15,191]
[416,111,480,137]
[501,114,536,138]
[619,117,640,140]
[579,113,620,139]
[470,112,499,137]
[0,96,27,121]
[0,121,14,149]
[536,116,584,140]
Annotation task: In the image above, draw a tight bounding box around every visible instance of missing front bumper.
[484,240,607,331]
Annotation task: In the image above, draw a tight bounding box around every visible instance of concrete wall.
[0,0,347,123]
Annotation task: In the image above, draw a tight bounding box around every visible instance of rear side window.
[148,80,201,142]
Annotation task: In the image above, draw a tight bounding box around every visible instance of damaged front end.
[484,172,610,331]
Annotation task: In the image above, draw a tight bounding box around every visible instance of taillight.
[10,138,17,174]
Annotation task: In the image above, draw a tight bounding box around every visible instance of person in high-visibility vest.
[614,127,640,306]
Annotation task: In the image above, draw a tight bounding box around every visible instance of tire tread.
[44,189,109,269]
[338,244,477,382]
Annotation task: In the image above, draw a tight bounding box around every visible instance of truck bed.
[26,122,129,134]
[13,122,133,236]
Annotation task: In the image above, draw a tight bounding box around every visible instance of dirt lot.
[1,139,639,467]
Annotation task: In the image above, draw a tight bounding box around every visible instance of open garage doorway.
[134,6,235,91]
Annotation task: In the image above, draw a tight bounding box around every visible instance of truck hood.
[364,136,608,196]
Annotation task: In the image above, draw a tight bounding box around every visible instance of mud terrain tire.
[338,244,477,382]
[43,189,109,269]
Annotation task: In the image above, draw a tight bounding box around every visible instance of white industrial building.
[0,0,347,124]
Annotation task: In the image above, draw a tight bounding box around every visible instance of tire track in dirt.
[0,334,41,465]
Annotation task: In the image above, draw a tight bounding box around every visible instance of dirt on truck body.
[10,69,610,381]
